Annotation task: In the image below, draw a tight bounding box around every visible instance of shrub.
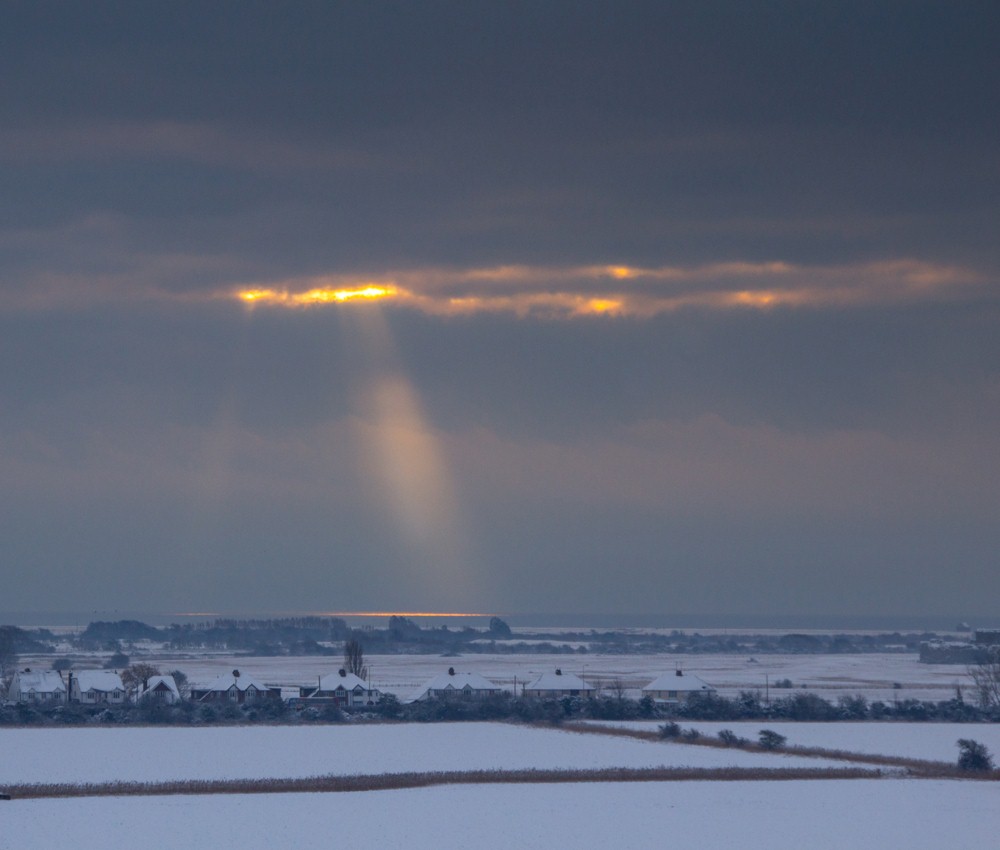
[658,721,681,739]
[717,729,745,746]
[957,738,994,772]
[680,727,700,741]
[320,704,344,722]
[758,729,787,750]
[376,693,401,719]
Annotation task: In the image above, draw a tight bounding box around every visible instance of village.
[5,663,716,711]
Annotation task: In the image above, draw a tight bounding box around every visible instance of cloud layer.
[1,3,998,620]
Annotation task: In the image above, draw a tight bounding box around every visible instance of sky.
[2,2,998,624]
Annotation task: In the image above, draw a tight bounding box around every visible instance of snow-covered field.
[585,720,1000,763]
[0,722,845,786]
[4,780,996,850]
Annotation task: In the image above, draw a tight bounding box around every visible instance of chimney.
[676,668,683,677]
[339,668,346,677]
[555,669,562,676]
[448,667,455,676]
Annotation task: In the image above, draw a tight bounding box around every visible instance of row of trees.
[6,685,1000,728]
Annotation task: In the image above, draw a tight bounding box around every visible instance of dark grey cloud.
[1,2,998,620]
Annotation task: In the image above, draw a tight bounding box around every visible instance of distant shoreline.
[0,610,975,633]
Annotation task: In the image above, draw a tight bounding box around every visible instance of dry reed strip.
[2,766,882,800]
[556,721,1000,779]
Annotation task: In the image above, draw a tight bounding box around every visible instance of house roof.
[410,671,499,700]
[317,671,371,692]
[140,675,180,699]
[74,670,125,693]
[642,671,715,693]
[14,670,66,694]
[197,672,270,693]
[524,671,593,692]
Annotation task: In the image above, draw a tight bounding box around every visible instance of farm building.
[410,668,501,702]
[138,675,182,704]
[8,669,67,704]
[190,670,279,703]
[70,670,126,704]
[523,669,594,699]
[301,669,381,707]
[642,669,716,703]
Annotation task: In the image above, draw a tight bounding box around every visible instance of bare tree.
[968,649,1000,708]
[608,678,627,703]
[121,662,161,698]
[0,626,19,697]
[344,639,367,679]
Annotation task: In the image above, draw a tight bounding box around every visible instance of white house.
[304,669,381,707]
[71,670,126,704]
[8,669,67,704]
[410,668,501,702]
[138,675,181,704]
[642,669,716,703]
[190,670,278,703]
[523,669,594,699]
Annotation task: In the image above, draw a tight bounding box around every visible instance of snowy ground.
[0,722,846,786]
[584,720,1000,763]
[4,780,996,850]
[49,649,972,703]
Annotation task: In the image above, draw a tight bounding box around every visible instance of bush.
[658,721,681,739]
[376,693,402,719]
[680,727,700,741]
[758,729,787,750]
[957,738,994,772]
[717,729,746,746]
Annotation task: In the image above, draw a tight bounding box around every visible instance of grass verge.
[2,766,882,800]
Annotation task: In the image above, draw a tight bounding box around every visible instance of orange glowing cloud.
[238,284,398,306]
[225,258,981,319]
[2,257,984,317]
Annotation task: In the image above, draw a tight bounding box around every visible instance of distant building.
[8,669,67,704]
[410,668,501,702]
[301,669,381,707]
[71,670,126,704]
[523,669,594,699]
[190,670,280,703]
[920,639,998,664]
[138,675,182,704]
[642,669,716,703]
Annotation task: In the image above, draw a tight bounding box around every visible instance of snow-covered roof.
[524,671,593,692]
[140,675,180,699]
[198,672,271,693]
[317,671,371,692]
[642,671,715,693]
[411,671,500,700]
[14,670,66,694]
[74,670,125,693]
